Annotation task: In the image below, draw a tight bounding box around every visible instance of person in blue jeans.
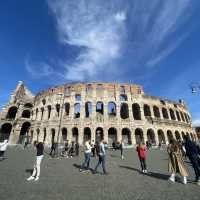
[183,135,200,185]
[93,139,108,175]
[80,140,92,172]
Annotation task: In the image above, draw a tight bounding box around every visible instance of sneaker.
[144,170,148,173]
[169,176,175,183]
[183,177,187,185]
[27,176,35,181]
[142,170,145,173]
[34,177,39,181]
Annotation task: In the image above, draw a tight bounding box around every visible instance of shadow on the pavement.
[119,165,169,180]
[110,154,119,158]
[25,169,33,175]
[73,163,81,169]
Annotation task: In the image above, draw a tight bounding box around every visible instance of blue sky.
[0,0,200,125]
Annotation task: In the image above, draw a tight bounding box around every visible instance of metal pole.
[56,90,66,157]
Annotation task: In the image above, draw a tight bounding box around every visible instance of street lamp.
[55,89,66,157]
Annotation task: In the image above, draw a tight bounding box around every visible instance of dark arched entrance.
[158,130,166,144]
[147,129,156,145]
[167,130,173,143]
[62,128,67,142]
[122,128,132,145]
[6,106,18,119]
[175,131,181,141]
[108,128,117,146]
[19,122,31,144]
[83,127,91,143]
[135,128,143,144]
[95,127,104,142]
[0,123,12,140]
[72,127,79,143]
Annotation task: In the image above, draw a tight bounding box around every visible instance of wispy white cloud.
[25,0,198,82]
[192,119,200,127]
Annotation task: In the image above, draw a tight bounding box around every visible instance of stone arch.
[169,109,176,120]
[132,103,141,120]
[186,132,190,139]
[95,127,104,142]
[21,110,31,118]
[51,128,56,143]
[157,129,166,144]
[108,127,117,145]
[153,106,160,118]
[120,94,128,101]
[181,131,185,140]
[162,108,169,119]
[175,131,181,141]
[24,103,33,108]
[43,128,47,142]
[72,127,79,143]
[47,105,51,120]
[83,127,91,143]
[0,123,12,140]
[147,129,156,144]
[62,127,67,142]
[64,103,70,116]
[120,103,129,119]
[167,130,173,142]
[85,102,92,118]
[36,128,40,142]
[122,128,132,145]
[135,128,144,144]
[176,111,181,121]
[184,113,189,123]
[180,112,185,122]
[108,102,116,116]
[144,104,151,117]
[19,122,31,144]
[96,101,104,115]
[56,104,61,117]
[6,106,18,119]
[74,103,80,118]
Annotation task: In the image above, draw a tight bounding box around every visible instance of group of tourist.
[1,134,200,185]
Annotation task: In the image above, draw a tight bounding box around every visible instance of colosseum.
[0,81,198,147]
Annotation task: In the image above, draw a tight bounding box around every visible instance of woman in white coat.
[0,139,9,160]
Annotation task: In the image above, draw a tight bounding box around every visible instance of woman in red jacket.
[136,142,147,173]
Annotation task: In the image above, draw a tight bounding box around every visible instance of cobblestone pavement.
[0,146,199,200]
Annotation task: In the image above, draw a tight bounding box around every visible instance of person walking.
[0,139,9,160]
[27,141,44,181]
[167,139,188,184]
[49,141,56,157]
[80,140,92,172]
[183,135,200,185]
[91,140,96,157]
[93,139,108,175]
[136,142,147,173]
[120,140,124,159]
[75,142,79,156]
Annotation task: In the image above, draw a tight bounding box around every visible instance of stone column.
[131,128,136,146]
[154,129,159,146]
[78,127,84,145]
[104,127,108,144]
[117,127,122,142]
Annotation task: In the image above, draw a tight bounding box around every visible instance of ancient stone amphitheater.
[0,81,197,146]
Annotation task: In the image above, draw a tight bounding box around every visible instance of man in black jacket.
[183,135,200,185]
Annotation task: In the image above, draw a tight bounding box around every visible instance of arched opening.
[74,103,80,118]
[120,103,129,119]
[186,132,190,139]
[6,106,18,119]
[21,110,31,118]
[40,107,44,120]
[72,127,78,143]
[167,130,173,142]
[108,128,117,146]
[19,122,31,144]
[153,106,160,118]
[147,129,156,145]
[96,102,104,115]
[132,103,141,120]
[62,128,67,142]
[85,102,92,118]
[51,128,55,143]
[24,103,33,108]
[162,108,169,119]
[120,94,128,101]
[36,128,40,142]
[170,109,176,120]
[36,108,39,120]
[47,105,51,120]
[158,130,166,144]
[0,123,12,140]
[180,112,185,122]
[108,102,116,117]
[122,128,132,145]
[83,127,91,143]
[43,128,47,142]
[184,113,189,123]
[175,131,181,141]
[135,128,143,144]
[56,104,60,117]
[176,111,181,121]
[95,127,104,142]
[64,103,70,116]
[75,94,81,101]
[144,104,151,117]
[181,132,185,140]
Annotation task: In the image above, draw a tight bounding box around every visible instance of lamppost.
[55,88,66,157]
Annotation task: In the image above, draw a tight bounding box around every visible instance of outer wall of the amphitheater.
[0,82,197,146]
